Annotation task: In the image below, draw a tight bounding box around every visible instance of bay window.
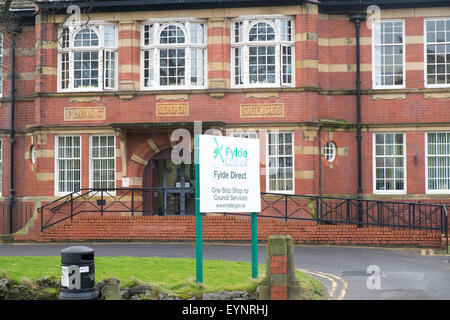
[58,23,118,92]
[231,16,294,88]
[141,19,207,89]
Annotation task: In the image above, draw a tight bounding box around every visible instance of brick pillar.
[258,235,301,300]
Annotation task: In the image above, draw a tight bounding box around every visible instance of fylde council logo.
[212,137,248,167]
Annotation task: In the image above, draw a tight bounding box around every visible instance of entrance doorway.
[142,148,195,216]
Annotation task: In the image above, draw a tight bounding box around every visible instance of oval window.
[324,141,337,162]
[30,145,37,164]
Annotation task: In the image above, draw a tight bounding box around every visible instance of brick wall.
[0,4,449,237]
[13,215,443,248]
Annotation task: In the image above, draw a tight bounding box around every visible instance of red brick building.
[0,0,449,245]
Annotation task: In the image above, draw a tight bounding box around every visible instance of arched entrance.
[142,148,195,216]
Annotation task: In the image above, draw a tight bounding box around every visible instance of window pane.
[190,48,205,86]
[160,49,185,86]
[73,51,99,88]
[234,22,243,43]
[57,136,81,193]
[91,136,115,190]
[143,24,154,46]
[190,23,205,44]
[104,25,117,47]
[267,132,293,192]
[374,133,405,192]
[104,50,116,89]
[248,46,276,84]
[427,133,450,191]
[74,28,99,47]
[374,21,404,87]
[426,19,450,86]
[249,22,275,42]
[160,25,185,44]
[234,47,243,85]
[281,20,292,41]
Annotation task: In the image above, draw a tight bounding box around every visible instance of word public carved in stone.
[240,103,284,118]
[156,102,189,116]
[64,107,106,121]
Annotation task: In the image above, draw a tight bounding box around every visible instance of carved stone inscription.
[156,103,189,116]
[240,103,284,118]
[64,107,106,121]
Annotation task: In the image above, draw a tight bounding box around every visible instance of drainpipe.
[318,124,322,196]
[9,35,16,234]
[349,7,366,226]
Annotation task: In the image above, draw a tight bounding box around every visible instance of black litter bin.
[59,246,98,300]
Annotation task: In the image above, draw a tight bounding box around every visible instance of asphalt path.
[1,242,449,300]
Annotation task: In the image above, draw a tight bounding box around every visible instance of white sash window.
[426,132,450,193]
[372,20,405,89]
[55,136,81,195]
[90,135,116,190]
[266,131,294,193]
[425,18,450,87]
[373,133,406,194]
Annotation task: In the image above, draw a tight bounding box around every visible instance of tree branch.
[0,0,13,23]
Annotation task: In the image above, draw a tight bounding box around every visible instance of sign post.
[194,134,203,283]
[195,134,261,282]
[251,211,258,278]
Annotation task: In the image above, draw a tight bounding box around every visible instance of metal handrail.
[39,187,195,232]
[39,189,449,235]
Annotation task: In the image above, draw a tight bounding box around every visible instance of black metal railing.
[39,187,195,232]
[254,193,448,232]
[39,188,449,246]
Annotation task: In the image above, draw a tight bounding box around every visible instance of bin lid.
[61,246,95,264]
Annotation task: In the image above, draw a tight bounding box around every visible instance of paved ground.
[0,242,448,300]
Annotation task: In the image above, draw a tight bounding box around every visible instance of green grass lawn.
[0,256,323,300]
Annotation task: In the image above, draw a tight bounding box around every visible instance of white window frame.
[57,22,118,92]
[140,18,208,90]
[231,15,295,89]
[424,18,450,88]
[323,141,337,162]
[229,129,259,139]
[266,131,295,194]
[372,132,407,195]
[425,132,450,194]
[54,135,82,196]
[89,135,116,192]
[30,145,37,165]
[372,19,406,89]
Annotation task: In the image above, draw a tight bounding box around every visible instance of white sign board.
[198,134,261,213]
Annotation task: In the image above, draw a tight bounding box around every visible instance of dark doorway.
[142,148,194,216]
